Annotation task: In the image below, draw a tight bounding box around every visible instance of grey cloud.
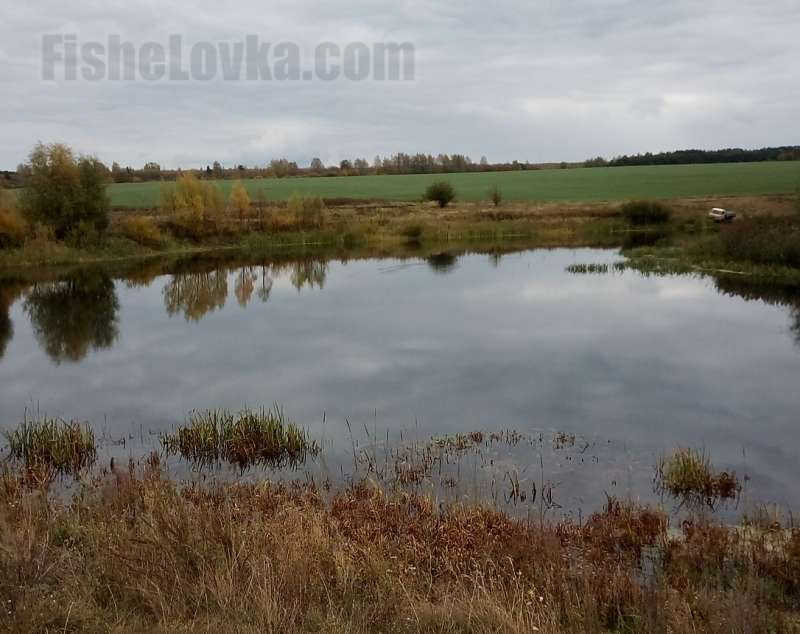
[1,0,799,168]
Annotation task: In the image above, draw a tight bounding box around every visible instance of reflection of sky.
[1,248,799,511]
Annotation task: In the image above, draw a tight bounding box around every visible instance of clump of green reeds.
[565,263,609,274]
[656,447,741,508]
[162,405,319,468]
[3,415,96,479]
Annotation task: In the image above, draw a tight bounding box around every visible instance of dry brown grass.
[1,458,798,633]
[118,215,164,248]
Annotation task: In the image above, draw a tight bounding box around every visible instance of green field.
[108,161,800,208]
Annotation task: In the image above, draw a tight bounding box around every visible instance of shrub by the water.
[119,215,163,247]
[0,187,26,248]
[287,194,325,229]
[400,223,423,240]
[424,181,456,208]
[228,180,251,227]
[720,216,800,268]
[161,174,225,239]
[620,199,672,225]
[19,143,110,240]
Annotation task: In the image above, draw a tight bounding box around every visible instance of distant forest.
[585,146,800,168]
[2,145,798,188]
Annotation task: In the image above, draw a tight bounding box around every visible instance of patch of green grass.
[162,405,319,468]
[104,162,800,207]
[3,415,96,479]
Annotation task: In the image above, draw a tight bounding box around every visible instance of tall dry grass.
[1,459,798,633]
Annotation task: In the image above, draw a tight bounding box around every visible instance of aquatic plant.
[656,447,741,509]
[162,405,319,468]
[565,262,609,274]
[3,415,96,479]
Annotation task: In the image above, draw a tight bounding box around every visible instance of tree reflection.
[790,306,800,347]
[23,271,119,364]
[123,258,167,289]
[289,259,328,291]
[426,252,458,274]
[713,276,800,349]
[0,293,12,359]
[0,281,26,359]
[257,266,273,303]
[234,267,257,307]
[163,269,228,321]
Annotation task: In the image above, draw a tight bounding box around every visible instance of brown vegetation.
[0,461,798,633]
[0,186,26,248]
[720,216,800,268]
[118,215,164,247]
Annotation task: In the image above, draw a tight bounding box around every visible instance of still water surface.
[1,248,798,514]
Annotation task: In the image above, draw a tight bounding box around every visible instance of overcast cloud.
[1,0,798,169]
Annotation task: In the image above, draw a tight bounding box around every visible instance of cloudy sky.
[1,0,798,170]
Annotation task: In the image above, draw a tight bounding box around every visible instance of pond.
[1,247,799,517]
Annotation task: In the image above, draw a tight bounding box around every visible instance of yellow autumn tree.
[160,174,224,239]
[228,181,251,228]
[0,185,27,247]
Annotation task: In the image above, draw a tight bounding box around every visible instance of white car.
[709,207,736,222]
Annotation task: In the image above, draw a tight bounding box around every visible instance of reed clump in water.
[565,262,610,274]
[162,406,319,468]
[3,415,96,480]
[656,447,741,508]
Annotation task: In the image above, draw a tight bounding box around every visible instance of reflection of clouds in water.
[2,249,800,511]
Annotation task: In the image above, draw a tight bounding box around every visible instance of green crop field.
[108,161,800,208]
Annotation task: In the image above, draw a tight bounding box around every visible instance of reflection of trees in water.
[23,271,119,364]
[286,260,328,291]
[123,259,167,289]
[714,276,800,348]
[257,266,273,303]
[790,306,800,346]
[235,267,258,307]
[0,282,25,359]
[265,259,327,292]
[427,252,459,274]
[0,295,11,358]
[162,257,328,318]
[163,269,228,321]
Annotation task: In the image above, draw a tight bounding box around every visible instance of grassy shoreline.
[2,193,798,277]
[1,431,798,633]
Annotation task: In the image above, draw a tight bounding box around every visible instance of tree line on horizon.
[585,145,800,168]
[1,153,550,188]
[2,144,798,190]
